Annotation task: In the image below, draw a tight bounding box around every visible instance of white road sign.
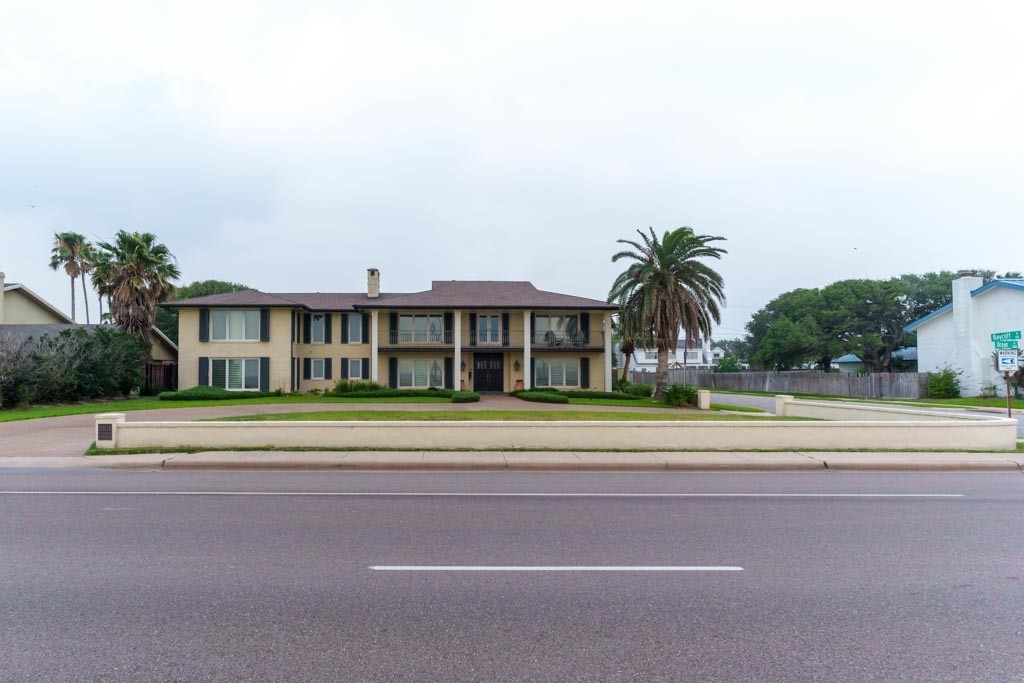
[996,349,1019,374]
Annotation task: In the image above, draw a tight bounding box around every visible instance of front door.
[473,353,504,392]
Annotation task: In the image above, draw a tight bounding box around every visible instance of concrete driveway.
[0,395,686,458]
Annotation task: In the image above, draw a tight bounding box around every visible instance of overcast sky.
[2,1,1022,338]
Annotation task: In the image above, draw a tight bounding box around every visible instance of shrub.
[562,390,641,400]
[613,380,654,397]
[714,355,744,373]
[926,366,962,399]
[158,386,282,401]
[332,379,385,394]
[511,390,570,404]
[450,391,481,403]
[661,383,699,408]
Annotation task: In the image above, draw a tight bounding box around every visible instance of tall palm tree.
[84,242,109,323]
[91,231,180,359]
[608,226,727,399]
[48,232,90,323]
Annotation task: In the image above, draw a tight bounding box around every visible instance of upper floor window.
[535,314,579,342]
[212,310,260,341]
[398,315,444,343]
[478,315,501,344]
[311,314,325,344]
[348,314,362,343]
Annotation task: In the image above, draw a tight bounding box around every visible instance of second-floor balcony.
[531,331,603,349]
[389,330,453,344]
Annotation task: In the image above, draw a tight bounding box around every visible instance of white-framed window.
[534,358,580,388]
[311,314,325,344]
[211,310,260,341]
[349,358,363,379]
[310,358,325,380]
[398,314,444,343]
[210,358,260,390]
[348,315,362,343]
[477,314,501,344]
[398,358,444,388]
[534,314,580,343]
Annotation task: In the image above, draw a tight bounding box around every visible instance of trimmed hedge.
[561,390,641,400]
[510,390,570,404]
[158,386,283,401]
[327,388,481,402]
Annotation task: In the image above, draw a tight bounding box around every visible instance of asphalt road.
[2,469,1023,681]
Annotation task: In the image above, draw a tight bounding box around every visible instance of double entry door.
[473,353,504,392]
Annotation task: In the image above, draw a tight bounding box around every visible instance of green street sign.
[991,331,1021,341]
[994,340,1019,350]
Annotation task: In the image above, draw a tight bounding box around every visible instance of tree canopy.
[155,279,250,344]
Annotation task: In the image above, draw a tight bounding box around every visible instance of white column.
[603,312,613,390]
[523,310,532,390]
[370,309,379,382]
[453,309,462,391]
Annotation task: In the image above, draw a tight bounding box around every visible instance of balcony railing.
[531,331,603,348]
[470,330,510,347]
[388,330,453,344]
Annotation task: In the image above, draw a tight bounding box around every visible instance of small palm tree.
[608,227,727,399]
[91,231,180,359]
[48,232,90,323]
[611,293,647,384]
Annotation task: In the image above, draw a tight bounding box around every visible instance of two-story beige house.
[164,269,617,394]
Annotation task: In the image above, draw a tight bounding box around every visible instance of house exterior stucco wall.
[2,289,69,323]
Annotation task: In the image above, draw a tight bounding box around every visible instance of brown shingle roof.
[161,282,616,311]
[359,281,616,310]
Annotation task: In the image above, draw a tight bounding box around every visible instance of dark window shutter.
[341,358,349,379]
[444,357,453,389]
[198,357,209,385]
[341,314,349,344]
[199,309,209,342]
[362,358,370,380]
[362,314,370,343]
[324,313,332,344]
[580,313,589,343]
[291,358,296,391]
[530,313,536,343]
[324,358,333,380]
[291,312,296,343]
[303,358,311,380]
[444,312,453,340]
[259,357,270,391]
[303,314,311,344]
[580,357,590,388]
[530,357,536,385]
[502,313,510,346]
[260,308,270,342]
[389,313,398,343]
[469,314,476,346]
[389,357,398,389]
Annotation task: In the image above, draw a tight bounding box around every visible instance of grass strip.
[206,409,774,422]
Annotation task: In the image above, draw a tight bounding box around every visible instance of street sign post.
[990,331,1022,342]
[994,349,1020,418]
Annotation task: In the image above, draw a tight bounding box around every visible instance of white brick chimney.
[0,271,5,323]
[367,268,380,299]
[951,275,983,396]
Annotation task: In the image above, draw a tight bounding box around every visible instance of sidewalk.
[4,451,1023,471]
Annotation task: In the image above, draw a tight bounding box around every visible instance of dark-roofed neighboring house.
[163,269,617,394]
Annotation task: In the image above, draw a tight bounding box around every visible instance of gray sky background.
[2,1,1022,339]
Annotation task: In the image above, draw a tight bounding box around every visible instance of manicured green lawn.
[710,403,765,413]
[212,409,772,422]
[891,397,1024,410]
[565,397,671,409]
[0,395,451,423]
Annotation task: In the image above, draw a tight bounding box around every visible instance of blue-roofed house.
[905,276,1024,396]
[831,348,917,374]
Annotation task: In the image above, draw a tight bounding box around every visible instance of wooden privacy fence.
[630,369,928,399]
[144,362,178,394]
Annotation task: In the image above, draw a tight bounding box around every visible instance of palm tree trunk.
[80,273,90,324]
[622,353,632,384]
[97,291,103,322]
[69,277,76,322]
[654,341,669,399]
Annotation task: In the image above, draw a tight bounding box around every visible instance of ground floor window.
[211,358,260,390]
[349,358,363,379]
[534,358,579,388]
[398,358,443,388]
[311,358,325,380]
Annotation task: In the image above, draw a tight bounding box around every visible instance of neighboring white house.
[905,276,1024,396]
[623,335,723,372]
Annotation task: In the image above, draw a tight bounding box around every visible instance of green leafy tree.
[608,226,727,398]
[48,232,91,323]
[155,279,249,344]
[714,354,743,373]
[91,231,181,360]
[752,316,818,370]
